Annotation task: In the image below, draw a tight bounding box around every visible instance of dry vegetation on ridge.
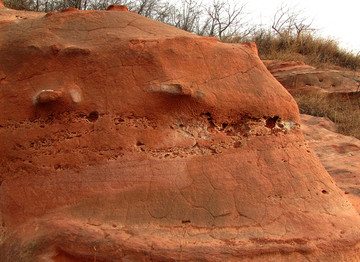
[3,0,360,138]
[294,92,360,139]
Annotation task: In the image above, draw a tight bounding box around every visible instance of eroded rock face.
[1,6,360,261]
[263,60,360,94]
[301,114,360,212]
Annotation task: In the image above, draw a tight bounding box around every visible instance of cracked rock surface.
[1,4,360,261]
[301,114,360,213]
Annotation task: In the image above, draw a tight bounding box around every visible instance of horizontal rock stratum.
[1,4,360,261]
[263,60,360,94]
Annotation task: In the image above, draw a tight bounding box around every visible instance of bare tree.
[4,0,34,10]
[153,2,176,24]
[271,3,314,40]
[203,0,248,40]
[177,0,203,32]
[133,0,157,18]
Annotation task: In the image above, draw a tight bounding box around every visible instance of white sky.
[245,0,360,54]
[173,0,360,54]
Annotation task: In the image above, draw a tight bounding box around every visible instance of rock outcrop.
[263,60,360,94]
[1,5,360,261]
[301,114,360,213]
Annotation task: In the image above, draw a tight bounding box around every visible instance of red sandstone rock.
[107,5,129,11]
[263,60,360,94]
[301,114,360,213]
[61,7,79,13]
[1,5,360,261]
[263,60,315,73]
[34,90,63,104]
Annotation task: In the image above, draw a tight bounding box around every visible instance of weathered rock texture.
[301,114,360,213]
[263,60,360,94]
[1,5,360,261]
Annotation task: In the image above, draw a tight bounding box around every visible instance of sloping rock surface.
[263,60,360,94]
[1,5,360,261]
[301,114,360,212]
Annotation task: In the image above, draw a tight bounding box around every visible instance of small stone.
[107,5,129,11]
[34,90,63,104]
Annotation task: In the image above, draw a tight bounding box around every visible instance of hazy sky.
[183,0,360,54]
[245,0,360,53]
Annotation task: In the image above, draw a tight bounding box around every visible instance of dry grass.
[247,30,360,71]
[293,91,360,138]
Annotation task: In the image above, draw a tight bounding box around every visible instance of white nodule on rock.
[279,120,297,131]
[148,83,193,96]
[69,89,82,103]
